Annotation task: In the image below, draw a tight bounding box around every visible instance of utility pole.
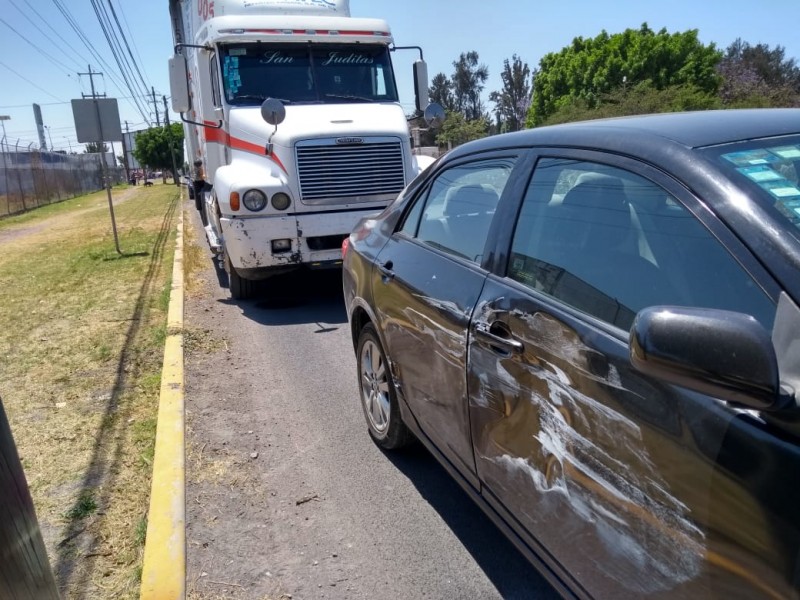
[79,64,121,254]
[121,121,131,184]
[152,87,161,127]
[163,96,179,186]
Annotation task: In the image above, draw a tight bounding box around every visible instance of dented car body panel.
[343,110,800,598]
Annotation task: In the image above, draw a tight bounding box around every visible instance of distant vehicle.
[167,0,443,299]
[343,109,800,599]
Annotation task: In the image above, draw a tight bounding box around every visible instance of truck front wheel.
[225,255,254,300]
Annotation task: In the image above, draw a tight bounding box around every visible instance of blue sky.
[0,0,798,152]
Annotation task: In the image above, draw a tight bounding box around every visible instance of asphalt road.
[184,203,560,600]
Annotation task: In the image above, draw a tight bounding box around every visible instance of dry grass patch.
[0,185,180,599]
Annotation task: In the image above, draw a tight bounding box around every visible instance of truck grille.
[296,137,406,205]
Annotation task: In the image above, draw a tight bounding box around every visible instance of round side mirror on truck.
[424,103,445,129]
[260,98,286,126]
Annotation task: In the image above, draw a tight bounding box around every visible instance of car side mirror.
[629,306,787,411]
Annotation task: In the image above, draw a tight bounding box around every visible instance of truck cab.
[168,0,442,298]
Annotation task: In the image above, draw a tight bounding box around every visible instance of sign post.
[71,67,124,255]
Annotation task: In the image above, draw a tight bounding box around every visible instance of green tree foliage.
[718,39,800,107]
[528,24,722,126]
[84,142,109,153]
[489,54,532,132]
[429,72,456,112]
[132,124,185,180]
[435,111,488,147]
[452,51,489,121]
[542,81,720,125]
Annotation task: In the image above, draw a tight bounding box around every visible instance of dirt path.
[0,186,143,246]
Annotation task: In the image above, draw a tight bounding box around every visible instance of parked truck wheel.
[226,255,254,300]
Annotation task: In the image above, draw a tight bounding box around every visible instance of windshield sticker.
[737,165,784,183]
[229,48,247,57]
[769,145,800,160]
[223,56,241,94]
[722,149,779,166]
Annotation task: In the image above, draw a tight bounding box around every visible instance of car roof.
[447,109,800,159]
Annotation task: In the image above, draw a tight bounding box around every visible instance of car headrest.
[443,185,499,217]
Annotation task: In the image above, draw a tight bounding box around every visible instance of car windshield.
[220,43,399,106]
[703,135,800,241]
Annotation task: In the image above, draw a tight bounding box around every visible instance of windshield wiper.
[324,94,375,103]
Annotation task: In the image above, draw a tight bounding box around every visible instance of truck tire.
[226,255,254,300]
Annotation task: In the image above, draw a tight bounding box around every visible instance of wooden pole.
[0,397,60,599]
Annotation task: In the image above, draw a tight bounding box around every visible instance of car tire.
[226,254,254,300]
[357,323,413,449]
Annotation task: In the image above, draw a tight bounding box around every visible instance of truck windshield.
[702,135,800,243]
[220,43,399,106]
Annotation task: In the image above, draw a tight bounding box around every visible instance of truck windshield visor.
[220,43,399,106]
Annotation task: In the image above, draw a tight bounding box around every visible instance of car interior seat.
[439,184,499,261]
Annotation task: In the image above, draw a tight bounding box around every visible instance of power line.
[7,0,84,71]
[114,0,152,91]
[49,0,152,125]
[106,0,151,93]
[0,17,77,75]
[21,0,89,67]
[0,61,66,102]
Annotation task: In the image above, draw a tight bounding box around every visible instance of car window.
[400,158,516,263]
[509,159,776,331]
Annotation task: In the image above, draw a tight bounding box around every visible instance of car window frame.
[393,148,530,270]
[486,147,783,339]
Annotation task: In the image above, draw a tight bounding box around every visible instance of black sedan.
[342,109,800,599]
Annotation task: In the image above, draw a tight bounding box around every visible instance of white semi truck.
[168,0,443,298]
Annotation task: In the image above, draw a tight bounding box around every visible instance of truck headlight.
[271,192,291,211]
[242,189,267,211]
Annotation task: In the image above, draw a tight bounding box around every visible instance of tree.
[435,111,488,148]
[452,51,489,121]
[429,73,455,112]
[541,81,720,125]
[528,24,722,126]
[84,142,109,154]
[718,39,800,107]
[489,54,532,132]
[132,124,185,181]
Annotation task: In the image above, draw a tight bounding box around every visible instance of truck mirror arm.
[390,45,424,61]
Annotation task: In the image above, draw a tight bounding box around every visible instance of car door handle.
[474,321,524,354]
[378,260,395,280]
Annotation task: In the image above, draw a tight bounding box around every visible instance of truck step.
[205,224,223,254]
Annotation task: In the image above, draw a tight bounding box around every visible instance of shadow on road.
[219,268,348,328]
[384,443,559,600]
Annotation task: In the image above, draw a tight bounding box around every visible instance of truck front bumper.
[220,209,381,279]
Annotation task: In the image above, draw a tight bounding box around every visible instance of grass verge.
[0,183,179,599]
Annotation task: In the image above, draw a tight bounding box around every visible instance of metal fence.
[0,149,124,217]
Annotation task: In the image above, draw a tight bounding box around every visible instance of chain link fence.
[0,149,124,217]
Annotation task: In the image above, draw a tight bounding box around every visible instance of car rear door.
[371,152,522,482]
[468,151,799,598]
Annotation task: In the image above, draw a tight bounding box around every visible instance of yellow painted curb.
[140,203,185,600]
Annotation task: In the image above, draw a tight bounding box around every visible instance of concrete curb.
[140,203,185,599]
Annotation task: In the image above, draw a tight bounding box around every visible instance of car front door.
[469,154,799,598]
[372,153,520,481]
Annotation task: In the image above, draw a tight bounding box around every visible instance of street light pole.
[44,126,54,153]
[0,117,11,207]
[0,116,9,154]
